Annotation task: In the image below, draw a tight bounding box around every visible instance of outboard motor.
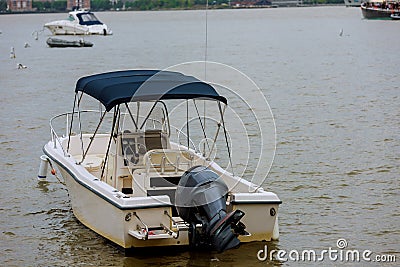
[175,166,248,252]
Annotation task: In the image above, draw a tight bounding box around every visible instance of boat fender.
[271,215,280,240]
[38,155,49,181]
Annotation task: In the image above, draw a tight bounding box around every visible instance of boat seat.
[74,154,104,179]
[143,149,193,174]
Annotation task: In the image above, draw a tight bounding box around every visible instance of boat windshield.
[68,15,74,21]
[77,13,103,26]
[122,101,169,135]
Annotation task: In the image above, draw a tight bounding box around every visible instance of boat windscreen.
[77,13,103,26]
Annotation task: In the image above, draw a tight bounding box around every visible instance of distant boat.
[361,1,400,19]
[390,12,400,19]
[46,37,93,48]
[344,0,362,7]
[44,10,112,35]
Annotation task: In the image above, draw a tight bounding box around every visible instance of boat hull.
[44,21,112,35]
[47,154,188,248]
[391,13,400,19]
[44,140,280,249]
[361,6,397,19]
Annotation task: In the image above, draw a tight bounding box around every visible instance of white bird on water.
[17,63,27,69]
[10,47,16,58]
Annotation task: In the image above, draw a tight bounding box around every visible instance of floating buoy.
[38,155,49,181]
[339,28,343,37]
[10,47,16,59]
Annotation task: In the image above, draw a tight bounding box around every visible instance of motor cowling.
[175,166,247,252]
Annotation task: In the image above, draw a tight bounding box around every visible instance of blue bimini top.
[75,70,227,111]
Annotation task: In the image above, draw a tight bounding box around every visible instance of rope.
[46,158,66,186]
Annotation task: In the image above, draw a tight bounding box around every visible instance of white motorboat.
[40,70,281,252]
[44,10,112,35]
[391,13,400,19]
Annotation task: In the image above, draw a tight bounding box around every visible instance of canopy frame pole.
[139,101,169,131]
[99,102,103,120]
[125,103,138,131]
[115,105,121,134]
[139,101,158,130]
[193,99,210,157]
[67,93,78,153]
[209,123,220,160]
[78,111,107,165]
[163,102,171,137]
[203,100,206,157]
[77,92,85,161]
[101,106,119,181]
[218,102,235,176]
[186,100,190,149]
[161,108,167,136]
[209,102,224,160]
[136,102,140,132]
[77,91,84,106]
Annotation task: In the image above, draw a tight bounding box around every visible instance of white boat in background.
[390,12,400,19]
[44,10,112,35]
[39,70,281,252]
